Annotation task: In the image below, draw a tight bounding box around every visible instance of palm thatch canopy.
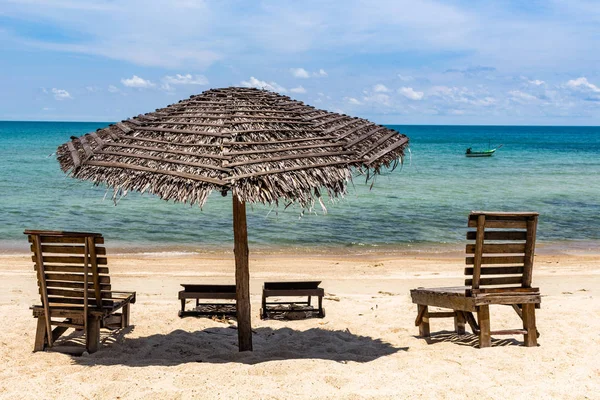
[57,87,408,208]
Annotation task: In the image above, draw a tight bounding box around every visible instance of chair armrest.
[111,291,136,304]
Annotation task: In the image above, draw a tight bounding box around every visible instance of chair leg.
[522,303,538,347]
[454,311,466,335]
[261,294,267,319]
[86,317,100,354]
[121,303,130,328]
[464,312,480,334]
[417,305,430,337]
[180,298,186,316]
[477,305,491,348]
[317,295,324,317]
[34,316,48,352]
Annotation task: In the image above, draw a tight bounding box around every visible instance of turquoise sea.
[1,121,599,254]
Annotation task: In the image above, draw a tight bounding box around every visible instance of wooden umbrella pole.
[232,193,253,351]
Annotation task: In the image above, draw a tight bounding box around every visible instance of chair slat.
[466,231,527,241]
[465,276,523,286]
[465,243,526,254]
[43,288,114,299]
[466,256,525,265]
[464,266,524,275]
[45,273,110,283]
[28,236,104,244]
[31,244,107,255]
[468,287,539,295]
[468,219,527,229]
[34,256,108,265]
[37,264,110,274]
[47,297,114,306]
[45,281,112,291]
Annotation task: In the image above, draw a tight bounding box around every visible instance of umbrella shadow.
[72,326,407,366]
[418,330,524,348]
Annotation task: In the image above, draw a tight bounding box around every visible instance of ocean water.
[1,121,599,254]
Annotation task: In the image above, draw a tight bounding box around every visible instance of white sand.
[0,251,598,399]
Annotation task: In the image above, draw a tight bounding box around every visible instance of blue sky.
[1,0,599,125]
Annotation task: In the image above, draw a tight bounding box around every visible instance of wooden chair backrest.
[25,230,113,312]
[464,212,538,294]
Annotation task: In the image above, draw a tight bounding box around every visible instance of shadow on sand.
[61,325,407,366]
[417,330,524,348]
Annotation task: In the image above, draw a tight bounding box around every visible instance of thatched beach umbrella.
[56,87,409,351]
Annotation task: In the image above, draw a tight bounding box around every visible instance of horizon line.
[1,119,599,128]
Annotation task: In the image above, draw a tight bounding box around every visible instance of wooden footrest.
[178,284,236,318]
[262,281,325,320]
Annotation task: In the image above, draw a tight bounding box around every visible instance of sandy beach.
[0,249,598,399]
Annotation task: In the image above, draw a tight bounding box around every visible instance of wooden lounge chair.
[178,284,236,317]
[25,230,136,353]
[410,212,541,348]
[261,281,325,319]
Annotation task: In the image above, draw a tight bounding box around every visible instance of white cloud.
[430,86,496,107]
[431,86,472,103]
[52,88,72,100]
[290,68,310,78]
[160,83,176,92]
[565,77,600,92]
[362,93,391,106]
[474,97,497,106]
[163,73,208,85]
[373,84,390,93]
[564,77,600,101]
[107,85,120,93]
[398,74,414,82]
[528,79,545,86]
[290,86,306,94]
[509,90,539,103]
[344,97,362,105]
[240,77,287,92]
[121,75,155,88]
[290,68,328,78]
[398,87,424,100]
[85,86,100,92]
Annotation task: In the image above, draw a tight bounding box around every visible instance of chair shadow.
[47,326,136,356]
[70,326,407,366]
[418,330,522,348]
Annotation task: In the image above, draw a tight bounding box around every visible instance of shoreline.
[2,239,599,257]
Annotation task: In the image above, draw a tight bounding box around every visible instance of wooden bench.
[178,284,236,317]
[261,281,325,319]
[410,212,541,348]
[25,230,136,353]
